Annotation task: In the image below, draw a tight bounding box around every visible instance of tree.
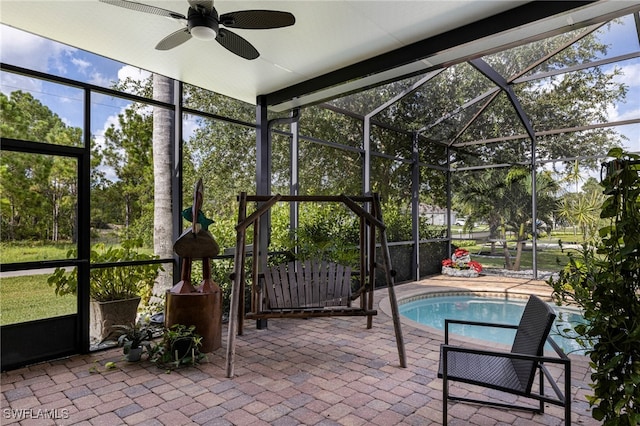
[0,91,81,241]
[453,168,510,254]
[0,150,52,240]
[47,156,77,241]
[182,115,257,222]
[151,74,174,301]
[501,168,558,270]
[557,177,606,241]
[102,102,154,241]
[454,167,558,270]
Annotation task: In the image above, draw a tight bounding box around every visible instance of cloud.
[182,115,200,140]
[0,71,41,95]
[0,25,76,73]
[117,65,151,83]
[89,72,113,87]
[606,61,640,122]
[2,24,129,88]
[93,110,124,182]
[612,61,640,88]
[607,104,640,122]
[71,57,92,74]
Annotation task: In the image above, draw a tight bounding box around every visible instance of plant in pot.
[113,316,156,362]
[48,238,163,342]
[149,324,205,370]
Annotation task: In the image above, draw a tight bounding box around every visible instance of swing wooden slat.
[326,262,336,306]
[247,259,374,319]
[287,264,298,307]
[279,263,292,308]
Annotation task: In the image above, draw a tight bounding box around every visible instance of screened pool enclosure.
[1,2,639,369]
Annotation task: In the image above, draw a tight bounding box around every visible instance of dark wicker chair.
[438,295,571,425]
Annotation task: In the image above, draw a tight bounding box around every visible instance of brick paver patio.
[1,275,600,425]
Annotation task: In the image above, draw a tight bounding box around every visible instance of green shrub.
[283,203,360,266]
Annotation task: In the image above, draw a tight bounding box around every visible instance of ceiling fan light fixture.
[187,7,219,41]
[100,1,294,59]
[191,25,217,40]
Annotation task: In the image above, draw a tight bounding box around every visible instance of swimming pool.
[399,293,589,354]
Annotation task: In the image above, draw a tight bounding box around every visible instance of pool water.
[399,294,589,354]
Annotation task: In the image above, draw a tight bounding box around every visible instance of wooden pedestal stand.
[165,258,222,352]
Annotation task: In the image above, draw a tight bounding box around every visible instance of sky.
[1,14,639,174]
[0,23,152,160]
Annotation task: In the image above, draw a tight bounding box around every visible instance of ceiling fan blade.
[187,0,214,13]
[99,0,185,20]
[156,28,192,50]
[219,10,295,29]
[216,28,259,60]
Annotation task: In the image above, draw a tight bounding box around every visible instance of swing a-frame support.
[225,193,407,378]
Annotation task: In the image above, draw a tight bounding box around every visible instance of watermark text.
[3,408,70,420]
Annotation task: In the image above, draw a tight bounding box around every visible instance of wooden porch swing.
[225,193,407,378]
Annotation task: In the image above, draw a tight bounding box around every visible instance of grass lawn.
[0,232,154,264]
[1,237,156,327]
[0,273,76,325]
[467,242,575,272]
[475,250,566,271]
[451,228,585,273]
[0,241,76,264]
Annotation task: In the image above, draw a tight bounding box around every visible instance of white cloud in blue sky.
[1,26,75,74]
[70,57,91,74]
[1,24,128,90]
[117,65,151,84]
[611,62,640,120]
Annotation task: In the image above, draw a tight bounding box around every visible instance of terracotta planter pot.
[90,297,141,342]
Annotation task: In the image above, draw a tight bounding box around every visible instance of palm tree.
[453,169,508,255]
[501,168,558,270]
[557,187,604,241]
[150,74,174,304]
[454,167,558,271]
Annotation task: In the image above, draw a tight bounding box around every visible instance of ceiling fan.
[99,0,295,60]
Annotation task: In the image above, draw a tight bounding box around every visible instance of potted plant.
[149,324,205,370]
[48,238,162,342]
[113,316,156,362]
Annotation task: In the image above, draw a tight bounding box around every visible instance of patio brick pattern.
[1,276,600,425]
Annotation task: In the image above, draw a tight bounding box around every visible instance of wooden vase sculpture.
[165,178,222,352]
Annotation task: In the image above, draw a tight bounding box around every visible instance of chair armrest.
[444,319,518,344]
[545,335,571,360]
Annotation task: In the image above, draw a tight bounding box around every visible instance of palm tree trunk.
[502,242,512,269]
[513,223,525,271]
[150,74,174,306]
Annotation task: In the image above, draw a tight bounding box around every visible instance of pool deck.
[1,275,599,425]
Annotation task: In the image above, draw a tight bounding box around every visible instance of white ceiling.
[1,1,639,111]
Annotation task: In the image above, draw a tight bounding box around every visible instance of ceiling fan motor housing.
[188,6,219,38]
